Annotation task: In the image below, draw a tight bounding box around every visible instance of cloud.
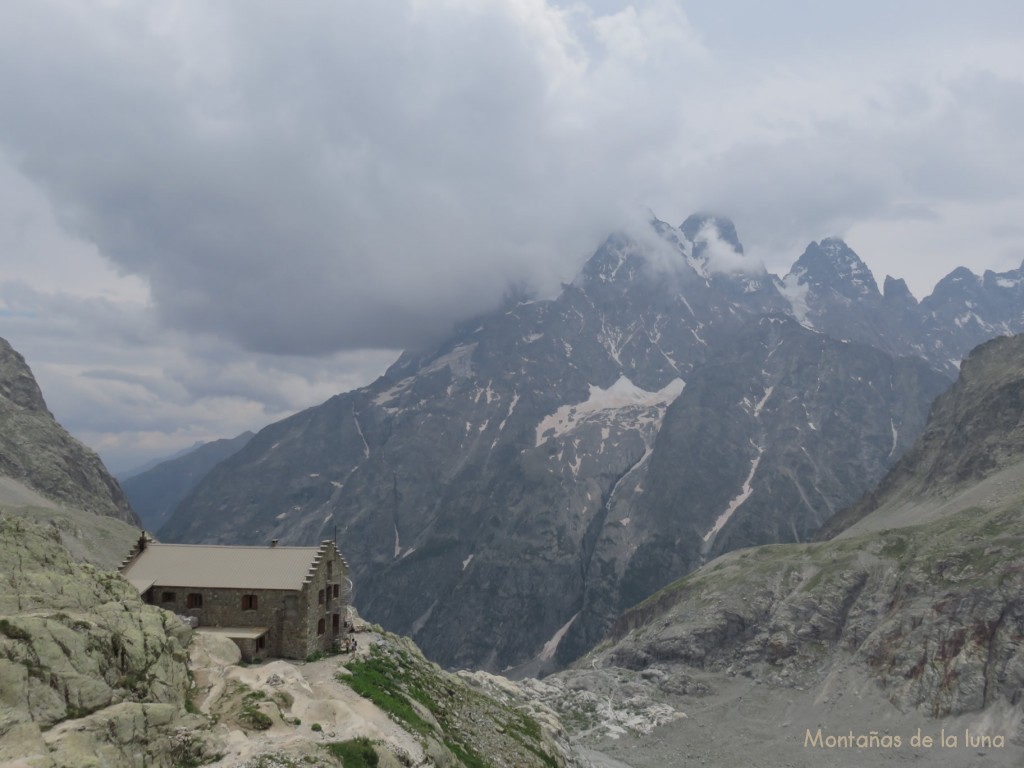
[3,1,1024,340]
[1,0,1023,465]
[0,278,395,472]
[693,222,765,276]
[0,1,747,355]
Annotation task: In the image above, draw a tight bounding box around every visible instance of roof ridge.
[148,542,321,551]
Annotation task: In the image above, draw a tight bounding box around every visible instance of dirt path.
[190,625,425,766]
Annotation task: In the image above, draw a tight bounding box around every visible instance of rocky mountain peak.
[882,275,917,304]
[156,215,1024,675]
[677,213,770,282]
[577,231,650,287]
[680,213,744,254]
[0,336,140,526]
[577,213,767,291]
[930,266,981,298]
[983,266,1023,290]
[0,337,50,414]
[787,237,880,299]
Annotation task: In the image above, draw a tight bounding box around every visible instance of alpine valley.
[157,214,1024,675]
[2,210,1023,766]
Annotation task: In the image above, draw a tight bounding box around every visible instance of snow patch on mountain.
[422,342,477,378]
[703,443,764,543]
[538,612,579,662]
[777,271,813,326]
[535,377,685,446]
[374,376,415,410]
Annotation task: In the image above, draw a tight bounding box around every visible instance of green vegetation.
[240,707,272,731]
[305,647,343,663]
[338,647,432,735]
[311,722,323,732]
[335,639,561,768]
[445,740,487,768]
[325,738,379,767]
[880,535,910,560]
[240,689,273,731]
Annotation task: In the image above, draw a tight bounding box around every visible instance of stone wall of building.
[148,586,297,657]
[295,541,349,657]
[136,540,350,660]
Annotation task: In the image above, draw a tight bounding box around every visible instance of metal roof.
[120,542,331,591]
[127,577,155,593]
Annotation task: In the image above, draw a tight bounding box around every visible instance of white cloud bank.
[0,0,1022,466]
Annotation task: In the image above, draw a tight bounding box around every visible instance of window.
[318,588,325,605]
[333,584,339,599]
[332,613,340,634]
[256,635,266,651]
[317,618,326,635]
[242,594,258,611]
[326,562,332,579]
[161,591,176,603]
[186,593,202,609]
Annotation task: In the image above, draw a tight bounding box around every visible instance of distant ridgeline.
[119,432,254,531]
[158,214,1024,672]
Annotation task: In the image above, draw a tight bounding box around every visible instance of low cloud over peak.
[1,0,1023,467]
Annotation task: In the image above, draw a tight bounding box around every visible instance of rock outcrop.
[0,337,138,526]
[597,503,1024,717]
[0,515,193,767]
[822,333,1024,538]
[543,335,1024,766]
[181,614,581,768]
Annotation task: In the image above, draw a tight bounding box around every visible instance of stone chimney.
[270,539,279,548]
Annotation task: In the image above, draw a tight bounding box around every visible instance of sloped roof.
[121,542,333,591]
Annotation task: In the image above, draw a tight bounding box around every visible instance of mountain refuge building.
[119,537,350,661]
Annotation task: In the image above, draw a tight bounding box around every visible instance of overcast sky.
[1,0,1023,473]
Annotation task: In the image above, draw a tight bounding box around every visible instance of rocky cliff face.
[779,244,1024,378]
[542,336,1024,766]
[557,317,947,664]
[821,333,1024,539]
[161,215,1021,672]
[539,501,1024,766]
[0,337,138,526]
[0,515,193,767]
[597,504,1024,718]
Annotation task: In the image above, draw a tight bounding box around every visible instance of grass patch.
[240,690,272,731]
[338,648,432,735]
[336,640,560,768]
[325,738,379,767]
[445,739,488,768]
[880,536,910,560]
